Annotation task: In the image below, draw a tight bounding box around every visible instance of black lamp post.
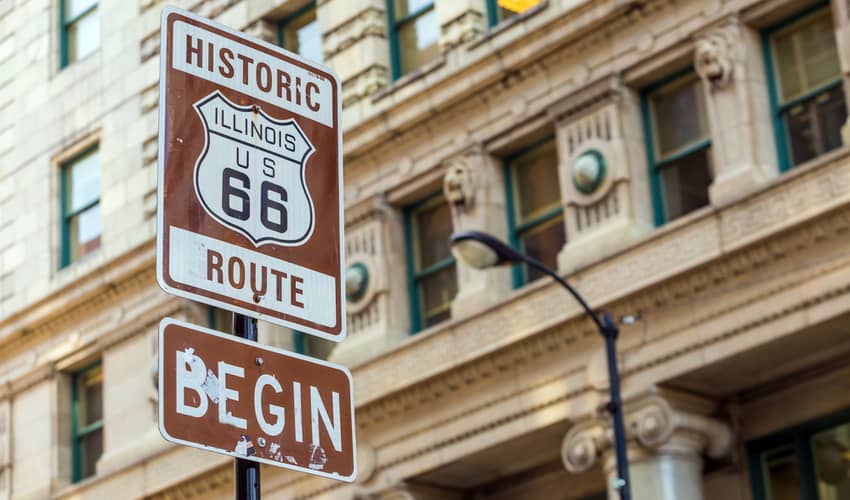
[449,230,632,500]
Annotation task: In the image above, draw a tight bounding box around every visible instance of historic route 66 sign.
[194,91,315,246]
[157,7,345,341]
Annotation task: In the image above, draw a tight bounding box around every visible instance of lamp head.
[449,231,524,269]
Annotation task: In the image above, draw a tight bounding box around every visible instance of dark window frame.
[503,135,565,288]
[71,361,103,483]
[640,69,713,226]
[60,0,98,68]
[404,192,457,333]
[60,144,101,268]
[762,3,845,172]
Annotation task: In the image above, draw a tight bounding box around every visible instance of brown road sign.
[158,318,356,481]
[156,6,346,341]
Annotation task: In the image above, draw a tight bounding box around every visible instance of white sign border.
[157,317,358,482]
[156,6,347,342]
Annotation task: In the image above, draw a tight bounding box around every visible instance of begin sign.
[158,318,356,480]
[156,7,345,341]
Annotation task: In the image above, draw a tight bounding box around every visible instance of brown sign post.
[158,318,357,481]
[156,6,346,342]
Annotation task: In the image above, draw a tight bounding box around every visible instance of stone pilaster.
[562,389,733,500]
[319,0,390,108]
[694,17,778,207]
[443,148,512,319]
[552,77,654,275]
[329,199,411,366]
[435,0,488,53]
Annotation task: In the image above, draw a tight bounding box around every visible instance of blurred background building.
[2,0,850,498]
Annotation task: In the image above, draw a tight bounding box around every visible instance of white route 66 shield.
[193,91,315,246]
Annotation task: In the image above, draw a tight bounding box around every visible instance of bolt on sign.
[159,318,357,480]
[156,6,346,341]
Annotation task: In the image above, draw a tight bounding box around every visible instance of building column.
[694,16,778,207]
[443,148,512,318]
[562,389,733,500]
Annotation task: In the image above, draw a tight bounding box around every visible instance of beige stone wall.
[1,0,849,498]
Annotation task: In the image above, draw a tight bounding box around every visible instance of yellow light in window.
[498,0,542,14]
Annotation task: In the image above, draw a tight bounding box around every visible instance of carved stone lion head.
[695,33,733,88]
[442,159,476,208]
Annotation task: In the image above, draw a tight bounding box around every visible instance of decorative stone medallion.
[572,149,606,194]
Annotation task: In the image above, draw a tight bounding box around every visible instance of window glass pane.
[658,146,712,221]
[811,422,850,500]
[772,10,841,104]
[414,199,452,270]
[77,365,103,427]
[784,85,847,166]
[650,76,709,159]
[519,216,565,283]
[512,139,560,224]
[763,445,801,500]
[67,9,100,63]
[394,0,433,19]
[419,264,457,327]
[81,428,102,479]
[70,203,102,260]
[67,150,100,212]
[65,0,96,20]
[398,8,439,75]
[283,8,322,63]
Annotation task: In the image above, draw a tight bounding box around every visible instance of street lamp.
[449,230,632,500]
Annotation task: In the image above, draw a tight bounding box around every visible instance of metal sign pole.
[233,313,260,500]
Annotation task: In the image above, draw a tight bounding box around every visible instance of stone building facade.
[2,0,850,498]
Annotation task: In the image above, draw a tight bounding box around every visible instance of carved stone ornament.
[442,158,477,209]
[694,31,734,88]
[561,392,733,473]
[562,420,607,473]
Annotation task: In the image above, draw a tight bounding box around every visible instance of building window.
[749,409,850,500]
[643,72,712,225]
[279,2,323,63]
[71,362,103,482]
[765,7,847,171]
[60,0,99,67]
[61,146,101,267]
[293,331,334,360]
[387,0,440,79]
[485,0,542,27]
[405,194,457,332]
[504,137,566,286]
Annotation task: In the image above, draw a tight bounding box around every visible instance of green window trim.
[59,0,98,68]
[404,192,456,333]
[503,135,564,288]
[71,360,103,483]
[640,70,712,226]
[386,0,436,80]
[761,2,841,173]
[747,406,850,500]
[277,1,322,63]
[60,144,101,269]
